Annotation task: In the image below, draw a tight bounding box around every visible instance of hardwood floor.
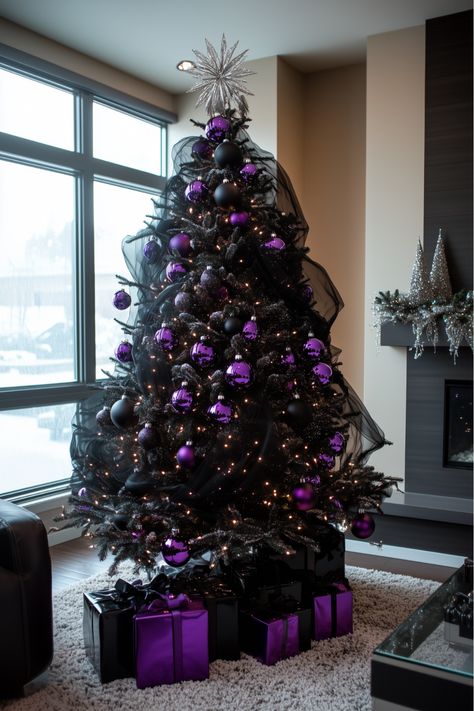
[50,536,456,594]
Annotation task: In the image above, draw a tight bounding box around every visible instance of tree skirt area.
[1,565,438,711]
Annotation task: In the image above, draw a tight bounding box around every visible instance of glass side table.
[371,562,473,710]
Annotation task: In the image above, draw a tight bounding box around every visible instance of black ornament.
[223,316,243,335]
[124,468,153,496]
[287,398,313,428]
[96,406,112,428]
[111,513,129,530]
[110,395,139,429]
[138,423,160,450]
[214,140,243,169]
[214,180,242,209]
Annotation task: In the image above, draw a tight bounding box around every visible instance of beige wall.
[301,64,367,396]
[0,18,176,113]
[277,57,305,199]
[364,26,425,480]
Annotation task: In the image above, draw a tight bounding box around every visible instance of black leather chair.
[0,499,53,697]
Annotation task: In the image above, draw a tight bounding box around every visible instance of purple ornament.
[303,336,325,360]
[138,423,160,450]
[313,362,333,385]
[115,341,133,363]
[301,284,314,302]
[174,291,193,312]
[171,384,193,413]
[77,487,87,498]
[329,432,345,453]
[205,115,231,143]
[216,285,229,302]
[161,537,190,567]
[264,235,286,251]
[242,318,258,341]
[351,512,375,539]
[307,474,321,486]
[143,239,159,263]
[225,357,252,388]
[169,232,191,257]
[319,453,335,469]
[292,483,315,511]
[240,162,257,180]
[208,396,233,424]
[200,266,220,292]
[230,211,249,227]
[282,348,296,366]
[154,326,176,351]
[190,340,215,367]
[176,441,196,469]
[185,180,208,203]
[166,261,187,282]
[96,406,112,428]
[192,138,213,160]
[113,289,131,310]
[76,486,89,512]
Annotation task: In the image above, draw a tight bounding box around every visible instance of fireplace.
[443,381,473,469]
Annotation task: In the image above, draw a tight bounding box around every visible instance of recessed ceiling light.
[177,60,196,72]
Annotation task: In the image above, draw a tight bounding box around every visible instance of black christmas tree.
[64,37,398,576]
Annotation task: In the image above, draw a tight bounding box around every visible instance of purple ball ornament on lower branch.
[242,316,258,341]
[176,441,196,469]
[313,362,333,385]
[115,341,133,363]
[225,355,252,388]
[292,483,315,511]
[154,324,176,351]
[161,534,191,567]
[208,394,233,424]
[169,232,191,257]
[185,179,208,204]
[113,289,131,310]
[264,234,286,251]
[303,334,325,360]
[137,423,160,450]
[190,337,215,367]
[143,239,160,263]
[319,453,335,469]
[329,431,345,453]
[240,160,257,181]
[350,511,376,539]
[174,291,193,312]
[166,261,187,283]
[171,382,193,413]
[230,211,249,228]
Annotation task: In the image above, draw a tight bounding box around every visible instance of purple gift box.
[312,581,353,640]
[240,606,311,666]
[134,593,209,688]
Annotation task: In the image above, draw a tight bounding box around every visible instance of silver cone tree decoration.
[188,35,255,116]
[430,230,453,301]
[409,240,433,305]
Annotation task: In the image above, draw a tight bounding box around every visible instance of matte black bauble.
[124,468,153,496]
[223,316,243,336]
[286,399,313,428]
[110,396,139,429]
[214,141,243,169]
[111,513,129,530]
[214,181,242,209]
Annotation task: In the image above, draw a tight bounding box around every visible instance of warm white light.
[177,60,196,72]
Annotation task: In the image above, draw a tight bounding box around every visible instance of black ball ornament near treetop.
[214,140,243,169]
[214,179,242,209]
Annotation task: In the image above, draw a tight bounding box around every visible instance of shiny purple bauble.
[230,211,249,227]
[313,362,333,385]
[264,236,286,251]
[166,261,187,282]
[329,432,345,452]
[225,358,252,388]
[350,512,375,539]
[171,386,193,413]
[192,138,213,160]
[205,115,231,143]
[185,180,208,203]
[208,398,233,424]
[292,483,315,511]
[143,239,159,263]
[113,289,131,310]
[242,319,258,341]
[169,232,191,257]
[214,181,241,210]
[282,349,295,366]
[176,443,196,469]
[303,337,325,360]
[161,537,191,567]
[190,340,215,367]
[301,284,314,302]
[115,341,133,363]
[319,453,335,469]
[154,326,176,351]
[96,406,112,428]
[240,162,257,180]
[138,423,160,450]
[174,291,193,312]
[110,396,138,428]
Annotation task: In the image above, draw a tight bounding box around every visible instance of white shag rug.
[1,566,438,711]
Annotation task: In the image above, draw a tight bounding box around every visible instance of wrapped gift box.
[444,591,473,649]
[134,593,209,688]
[239,602,311,665]
[311,580,353,641]
[228,559,302,605]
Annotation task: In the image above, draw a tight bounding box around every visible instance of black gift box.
[271,522,345,582]
[239,601,311,665]
[228,559,302,605]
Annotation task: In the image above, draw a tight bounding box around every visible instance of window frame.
[0,43,175,502]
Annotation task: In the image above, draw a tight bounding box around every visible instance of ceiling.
[0,0,471,94]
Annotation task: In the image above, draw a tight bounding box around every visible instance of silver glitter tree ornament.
[409,240,433,305]
[188,35,255,116]
[430,230,453,301]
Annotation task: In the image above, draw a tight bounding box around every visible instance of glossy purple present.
[134,593,208,688]
[312,581,353,640]
[240,607,311,665]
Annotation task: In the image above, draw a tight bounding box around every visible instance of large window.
[0,48,171,502]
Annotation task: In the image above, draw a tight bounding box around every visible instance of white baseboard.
[346,538,465,569]
[47,526,81,547]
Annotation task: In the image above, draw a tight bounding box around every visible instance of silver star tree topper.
[187,35,255,116]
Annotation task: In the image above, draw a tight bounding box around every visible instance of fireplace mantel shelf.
[380,490,472,526]
[380,323,454,348]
